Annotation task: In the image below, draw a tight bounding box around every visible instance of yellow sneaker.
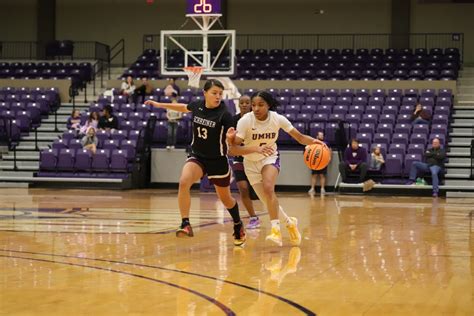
[265,227,283,246]
[286,217,302,246]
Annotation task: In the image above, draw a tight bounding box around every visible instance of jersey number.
[197,127,208,139]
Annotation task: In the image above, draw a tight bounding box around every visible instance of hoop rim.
[183,66,204,73]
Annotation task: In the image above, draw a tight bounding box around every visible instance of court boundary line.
[0,248,316,315]
[0,254,236,316]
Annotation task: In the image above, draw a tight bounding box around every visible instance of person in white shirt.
[120,76,135,102]
[227,91,325,246]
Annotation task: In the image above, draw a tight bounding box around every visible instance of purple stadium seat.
[313,113,329,122]
[413,124,430,135]
[309,122,325,136]
[359,123,375,134]
[392,133,409,146]
[410,133,428,145]
[332,105,348,115]
[368,96,384,106]
[52,139,68,150]
[429,133,446,145]
[74,149,93,172]
[346,113,361,124]
[431,124,448,136]
[394,123,411,135]
[110,149,129,172]
[57,148,75,171]
[373,133,390,145]
[404,154,422,176]
[153,121,167,143]
[40,149,58,171]
[407,143,425,156]
[69,139,83,151]
[300,105,316,114]
[385,153,403,176]
[361,114,378,125]
[365,105,381,115]
[120,140,137,160]
[355,89,370,98]
[389,143,406,155]
[376,123,393,135]
[397,114,411,124]
[356,133,372,145]
[92,149,111,172]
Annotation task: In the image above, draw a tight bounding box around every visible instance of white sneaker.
[321,188,326,195]
[166,146,171,150]
[308,188,315,195]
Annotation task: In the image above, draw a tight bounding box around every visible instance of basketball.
[304,143,331,170]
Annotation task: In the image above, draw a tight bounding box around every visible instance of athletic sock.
[181,218,190,228]
[278,206,291,224]
[227,202,241,224]
[271,219,281,230]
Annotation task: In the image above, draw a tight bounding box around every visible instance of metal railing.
[0,40,111,61]
[110,38,125,68]
[142,32,464,62]
[471,138,474,179]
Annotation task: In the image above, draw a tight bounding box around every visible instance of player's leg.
[308,172,317,195]
[211,159,246,246]
[261,164,301,246]
[176,160,204,237]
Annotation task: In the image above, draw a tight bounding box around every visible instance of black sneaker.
[176,223,194,237]
[233,221,246,246]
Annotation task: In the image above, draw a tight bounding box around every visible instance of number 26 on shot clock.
[187,0,221,15]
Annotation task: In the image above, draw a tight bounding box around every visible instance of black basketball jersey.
[232,113,244,163]
[187,100,233,159]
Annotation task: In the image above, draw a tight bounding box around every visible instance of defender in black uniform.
[231,95,260,229]
[145,79,246,246]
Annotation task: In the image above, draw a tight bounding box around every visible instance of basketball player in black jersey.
[145,79,246,246]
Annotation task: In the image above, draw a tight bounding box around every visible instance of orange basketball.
[304,143,331,170]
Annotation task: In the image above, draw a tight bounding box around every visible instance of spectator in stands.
[80,111,99,136]
[81,127,98,154]
[411,103,431,124]
[120,76,135,102]
[133,76,153,104]
[164,78,180,97]
[67,110,81,132]
[338,139,375,192]
[308,131,330,195]
[407,138,445,197]
[369,147,385,171]
[166,93,182,150]
[98,105,118,131]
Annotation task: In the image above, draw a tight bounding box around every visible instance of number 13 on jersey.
[197,126,208,139]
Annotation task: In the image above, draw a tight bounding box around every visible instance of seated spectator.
[308,131,330,195]
[166,93,182,150]
[80,111,99,136]
[133,77,153,104]
[67,110,81,132]
[98,105,118,132]
[120,76,135,101]
[338,139,375,191]
[407,138,445,197]
[81,127,98,154]
[411,103,431,124]
[369,147,385,171]
[164,78,180,97]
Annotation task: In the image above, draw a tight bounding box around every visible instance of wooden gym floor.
[0,188,472,315]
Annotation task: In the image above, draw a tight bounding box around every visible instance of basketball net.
[183,66,203,88]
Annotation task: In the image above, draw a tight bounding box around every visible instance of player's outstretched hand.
[257,145,274,157]
[144,100,159,107]
[312,138,328,148]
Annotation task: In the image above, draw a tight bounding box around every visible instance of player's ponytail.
[251,91,280,111]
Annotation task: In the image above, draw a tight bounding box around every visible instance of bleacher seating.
[0,86,60,145]
[0,62,93,89]
[121,47,460,80]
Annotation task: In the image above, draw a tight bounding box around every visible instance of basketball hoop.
[183,66,203,88]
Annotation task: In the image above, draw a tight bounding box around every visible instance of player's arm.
[288,128,326,146]
[226,127,274,157]
[144,100,190,113]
